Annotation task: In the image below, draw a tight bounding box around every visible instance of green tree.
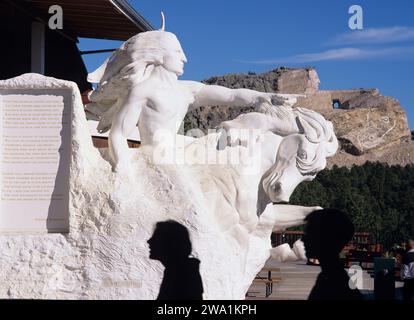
[290,162,414,249]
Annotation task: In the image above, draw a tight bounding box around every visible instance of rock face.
[185,68,413,167]
[302,89,411,156]
[325,141,414,169]
[203,67,319,94]
[0,74,319,299]
[326,102,410,156]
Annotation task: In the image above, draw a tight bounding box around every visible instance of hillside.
[184,67,414,168]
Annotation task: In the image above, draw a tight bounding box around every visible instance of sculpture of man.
[86,14,279,172]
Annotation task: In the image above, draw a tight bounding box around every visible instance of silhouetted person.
[303,209,363,300]
[147,220,203,300]
[401,239,414,300]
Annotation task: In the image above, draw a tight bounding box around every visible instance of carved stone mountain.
[185,67,413,167]
[203,67,319,94]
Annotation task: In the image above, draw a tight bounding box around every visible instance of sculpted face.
[162,34,187,76]
[262,134,323,203]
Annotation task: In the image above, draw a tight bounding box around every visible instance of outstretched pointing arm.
[183,81,272,109]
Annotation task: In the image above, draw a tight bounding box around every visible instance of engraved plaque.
[0,89,71,233]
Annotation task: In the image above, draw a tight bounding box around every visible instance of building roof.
[13,0,154,40]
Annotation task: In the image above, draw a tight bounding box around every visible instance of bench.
[251,267,282,297]
[252,278,281,297]
[261,267,281,280]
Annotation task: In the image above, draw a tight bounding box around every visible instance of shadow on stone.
[148,220,203,300]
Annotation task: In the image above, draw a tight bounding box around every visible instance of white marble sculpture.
[0,70,337,299]
[85,15,339,263]
[86,15,278,172]
[0,16,339,299]
[184,106,337,220]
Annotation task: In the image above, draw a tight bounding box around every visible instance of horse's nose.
[272,182,282,192]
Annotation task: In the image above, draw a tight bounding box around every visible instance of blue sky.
[79,0,414,129]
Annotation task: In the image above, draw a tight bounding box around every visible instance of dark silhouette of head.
[303,208,354,262]
[148,220,192,265]
[304,209,362,300]
[147,220,204,300]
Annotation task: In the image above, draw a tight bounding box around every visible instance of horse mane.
[259,102,338,176]
[292,107,338,175]
[294,107,338,157]
[258,101,338,159]
[258,98,300,136]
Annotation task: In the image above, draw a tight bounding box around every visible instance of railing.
[271,231,374,248]
[271,231,303,247]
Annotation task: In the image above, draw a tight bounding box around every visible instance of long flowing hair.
[85,31,180,133]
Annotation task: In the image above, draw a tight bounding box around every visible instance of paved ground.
[246,259,382,300]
